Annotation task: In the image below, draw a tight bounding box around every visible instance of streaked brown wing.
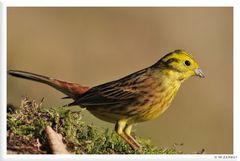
[69,68,152,107]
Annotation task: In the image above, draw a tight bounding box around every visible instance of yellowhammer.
[8,49,205,150]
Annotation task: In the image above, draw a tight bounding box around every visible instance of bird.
[8,49,205,150]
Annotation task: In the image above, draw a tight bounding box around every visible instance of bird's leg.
[124,124,142,150]
[115,120,140,150]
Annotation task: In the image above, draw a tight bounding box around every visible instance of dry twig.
[45,125,71,154]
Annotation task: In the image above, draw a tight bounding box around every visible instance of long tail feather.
[8,70,90,99]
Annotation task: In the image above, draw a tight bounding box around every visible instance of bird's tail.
[8,70,89,99]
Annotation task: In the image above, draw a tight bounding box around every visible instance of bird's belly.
[89,108,127,123]
[129,103,168,123]
[130,88,178,123]
[138,101,171,122]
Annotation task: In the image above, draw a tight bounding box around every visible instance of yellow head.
[152,50,205,81]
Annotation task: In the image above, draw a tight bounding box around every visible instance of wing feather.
[69,68,152,107]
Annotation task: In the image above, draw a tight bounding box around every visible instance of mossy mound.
[7,97,180,154]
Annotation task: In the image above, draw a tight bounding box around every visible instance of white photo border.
[0,0,239,161]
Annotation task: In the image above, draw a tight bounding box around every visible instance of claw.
[115,121,142,151]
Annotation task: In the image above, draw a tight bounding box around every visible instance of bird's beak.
[195,68,205,78]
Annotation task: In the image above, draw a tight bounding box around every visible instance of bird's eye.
[184,60,191,66]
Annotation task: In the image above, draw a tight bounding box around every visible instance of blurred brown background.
[7,7,233,154]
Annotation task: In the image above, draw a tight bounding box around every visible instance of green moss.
[7,97,180,154]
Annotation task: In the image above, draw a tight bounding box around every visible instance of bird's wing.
[69,69,153,107]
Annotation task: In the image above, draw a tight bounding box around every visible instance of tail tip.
[8,70,16,76]
[7,70,23,77]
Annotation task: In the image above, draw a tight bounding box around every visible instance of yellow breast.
[131,77,181,123]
